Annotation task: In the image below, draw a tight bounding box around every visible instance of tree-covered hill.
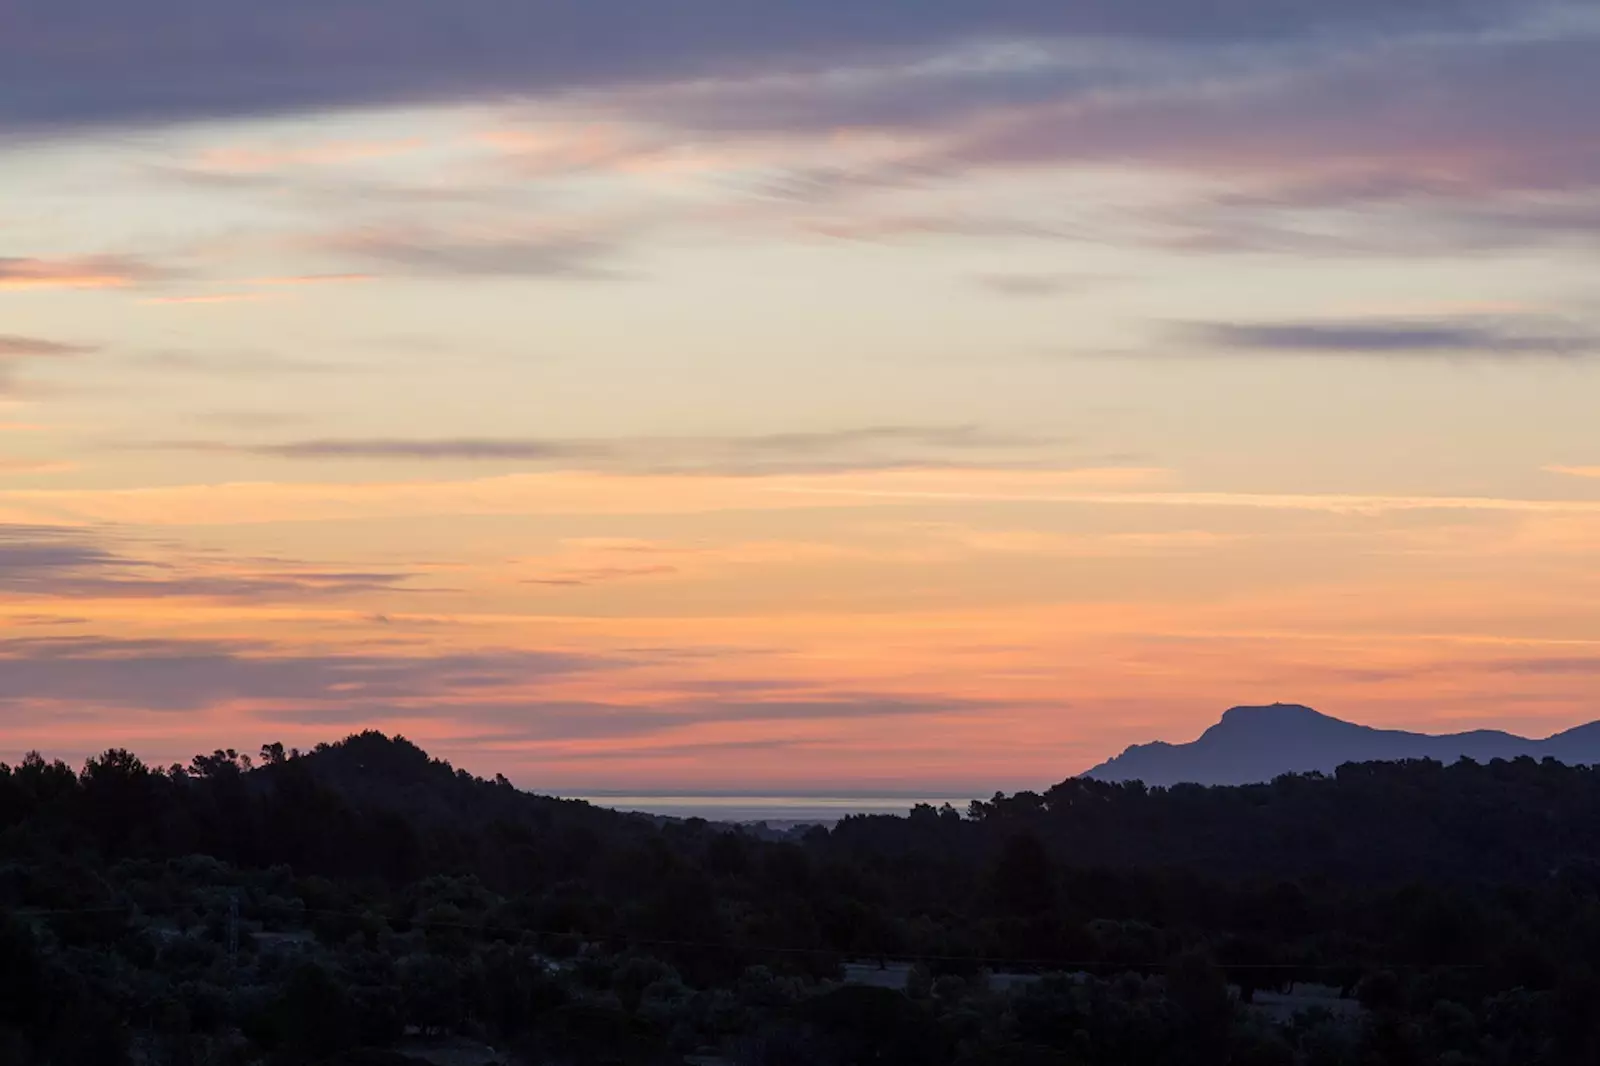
[6,732,1600,1064]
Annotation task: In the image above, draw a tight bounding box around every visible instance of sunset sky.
[2,0,1598,792]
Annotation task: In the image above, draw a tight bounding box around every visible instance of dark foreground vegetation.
[7,733,1600,1064]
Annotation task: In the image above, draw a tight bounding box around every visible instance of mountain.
[1084,703,1600,786]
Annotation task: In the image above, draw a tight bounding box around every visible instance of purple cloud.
[0,525,417,601]
[0,635,611,711]
[0,1,1514,133]
[1177,317,1598,358]
[151,424,1060,473]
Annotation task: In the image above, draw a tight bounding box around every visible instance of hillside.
[11,732,1600,1063]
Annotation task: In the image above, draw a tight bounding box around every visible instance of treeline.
[5,732,1600,1063]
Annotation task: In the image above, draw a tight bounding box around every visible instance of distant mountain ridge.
[1084,703,1600,786]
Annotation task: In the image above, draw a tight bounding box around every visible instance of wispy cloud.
[1173,317,1598,358]
[32,468,1590,529]
[1479,656,1600,677]
[155,425,1061,475]
[242,438,599,461]
[0,524,416,602]
[594,22,1600,254]
[765,484,1600,516]
[7,4,1587,266]
[0,334,97,394]
[1546,465,1600,479]
[0,635,610,711]
[917,37,1600,194]
[0,335,96,358]
[974,273,1092,298]
[323,225,628,280]
[0,255,162,291]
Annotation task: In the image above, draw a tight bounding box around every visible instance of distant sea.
[567,793,975,826]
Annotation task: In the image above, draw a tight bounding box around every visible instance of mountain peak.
[1083,705,1600,787]
[1217,703,1326,724]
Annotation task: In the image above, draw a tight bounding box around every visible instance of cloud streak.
[1176,317,1598,358]
[155,425,1058,474]
[0,335,95,394]
[0,335,95,358]
[595,22,1600,253]
[0,629,985,750]
[9,468,1597,530]
[324,226,629,280]
[0,636,609,711]
[974,273,1090,298]
[0,524,416,602]
[0,255,161,291]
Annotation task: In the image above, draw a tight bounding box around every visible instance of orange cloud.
[477,124,638,173]
[1546,465,1600,479]
[191,138,426,173]
[0,255,151,291]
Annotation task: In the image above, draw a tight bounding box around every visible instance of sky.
[2,0,1599,793]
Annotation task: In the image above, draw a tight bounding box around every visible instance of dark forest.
[7,732,1600,1064]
